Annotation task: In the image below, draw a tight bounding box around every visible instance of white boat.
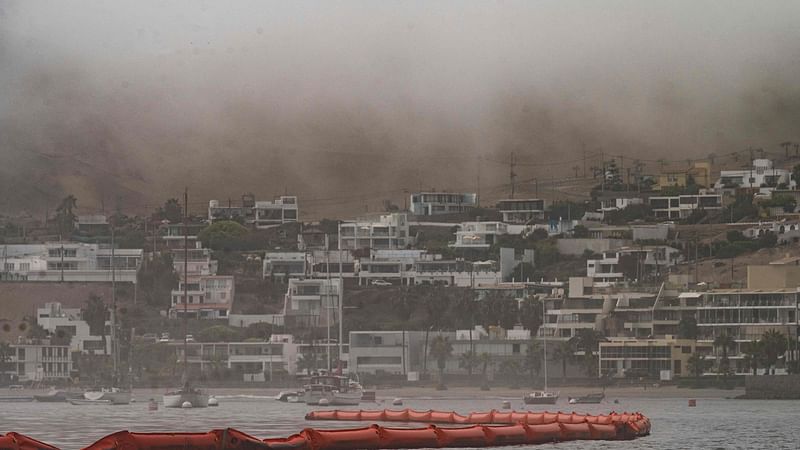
[84,387,132,405]
[163,386,210,408]
[303,375,363,406]
[524,301,559,405]
[70,398,113,406]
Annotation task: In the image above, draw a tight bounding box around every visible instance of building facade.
[496,199,546,224]
[409,192,477,216]
[338,213,410,251]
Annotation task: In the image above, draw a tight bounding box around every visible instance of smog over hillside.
[2,1,800,218]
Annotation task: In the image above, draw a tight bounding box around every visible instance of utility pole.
[183,187,189,382]
[111,220,118,383]
[509,152,517,199]
[325,234,331,372]
[338,245,344,374]
[476,156,481,207]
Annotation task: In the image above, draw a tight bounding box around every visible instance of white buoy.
[208,397,219,407]
[181,401,193,408]
[392,398,403,406]
[318,398,330,406]
[501,400,511,409]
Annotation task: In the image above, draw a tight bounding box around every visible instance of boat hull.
[303,391,362,406]
[163,392,210,408]
[84,390,132,405]
[523,396,559,405]
[70,399,112,405]
[569,395,604,404]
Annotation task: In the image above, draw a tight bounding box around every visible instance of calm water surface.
[1,393,798,449]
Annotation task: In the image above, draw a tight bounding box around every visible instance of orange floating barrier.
[302,427,381,450]
[376,426,439,449]
[491,411,513,424]
[525,423,562,444]
[542,412,559,424]
[559,422,592,440]
[524,412,545,425]
[451,413,471,424]
[467,410,495,424]
[263,433,310,450]
[360,411,386,421]
[406,409,432,422]
[429,411,455,423]
[81,430,222,450]
[383,410,408,421]
[334,411,362,421]
[0,432,60,450]
[433,425,489,448]
[484,424,528,446]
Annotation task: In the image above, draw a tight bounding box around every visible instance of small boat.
[70,398,113,405]
[523,390,559,405]
[34,390,83,402]
[163,385,209,408]
[84,387,132,405]
[0,396,34,402]
[568,393,605,404]
[275,391,302,402]
[303,375,364,406]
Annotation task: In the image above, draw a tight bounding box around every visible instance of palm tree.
[478,352,493,390]
[499,360,522,389]
[55,194,78,236]
[780,142,792,159]
[83,295,109,355]
[713,333,736,375]
[429,335,452,390]
[523,340,542,384]
[552,341,574,380]
[760,329,788,374]
[458,350,479,378]
[569,329,605,377]
[741,340,763,375]
[687,353,708,379]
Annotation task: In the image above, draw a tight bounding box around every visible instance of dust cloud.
[1,1,799,219]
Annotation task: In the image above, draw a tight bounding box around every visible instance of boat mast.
[542,299,547,392]
[183,187,189,383]
[111,221,118,385]
[338,246,343,375]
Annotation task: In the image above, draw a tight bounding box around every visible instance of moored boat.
[34,390,83,402]
[568,392,604,404]
[303,375,363,406]
[70,398,113,406]
[84,387,132,405]
[0,396,34,402]
[163,384,210,408]
[523,390,559,405]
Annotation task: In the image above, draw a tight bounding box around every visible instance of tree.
[552,341,574,380]
[198,220,250,250]
[572,225,589,238]
[84,295,109,354]
[137,253,178,308]
[741,340,763,375]
[55,194,78,236]
[478,352,493,390]
[458,350,479,377]
[677,317,698,340]
[0,342,12,378]
[687,353,708,379]
[429,335,453,390]
[499,359,522,388]
[760,329,788,374]
[523,340,542,382]
[156,198,182,223]
[713,333,736,375]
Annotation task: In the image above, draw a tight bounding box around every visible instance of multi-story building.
[648,193,723,220]
[263,252,307,280]
[170,275,235,319]
[697,288,799,374]
[171,335,298,379]
[409,192,477,216]
[254,196,298,228]
[161,223,203,251]
[349,331,422,375]
[496,199,546,224]
[0,243,142,283]
[450,222,508,248]
[208,194,298,229]
[743,221,800,244]
[714,159,794,190]
[36,302,108,354]
[586,246,682,285]
[338,213,410,251]
[599,337,712,378]
[282,278,342,329]
[7,341,73,382]
[414,259,501,287]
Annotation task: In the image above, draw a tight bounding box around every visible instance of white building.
[715,159,794,190]
[743,221,800,244]
[358,249,429,286]
[586,246,682,284]
[0,243,141,283]
[263,252,307,280]
[172,335,299,379]
[648,193,723,220]
[208,195,297,228]
[36,302,108,354]
[413,259,501,287]
[254,196,298,228]
[338,213,411,250]
[409,192,477,216]
[282,278,342,329]
[170,275,235,319]
[599,198,644,217]
[496,199,546,224]
[451,221,509,248]
[7,341,73,382]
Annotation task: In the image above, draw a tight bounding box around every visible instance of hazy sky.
[1,1,799,217]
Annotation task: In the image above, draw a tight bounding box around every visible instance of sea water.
[1,393,798,449]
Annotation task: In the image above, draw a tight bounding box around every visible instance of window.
[681,346,692,354]
[20,263,30,271]
[512,344,521,354]
[4,263,14,271]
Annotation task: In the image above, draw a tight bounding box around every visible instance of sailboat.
[163,188,209,408]
[523,300,559,405]
[83,224,132,405]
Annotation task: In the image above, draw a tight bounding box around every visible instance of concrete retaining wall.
[744,374,800,399]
